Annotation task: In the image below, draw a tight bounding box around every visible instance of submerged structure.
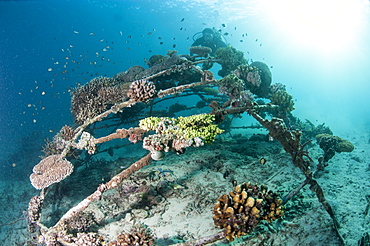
[26,46,354,245]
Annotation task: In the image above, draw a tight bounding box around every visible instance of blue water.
[0,0,369,243]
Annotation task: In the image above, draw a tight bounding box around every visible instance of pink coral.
[246,70,261,87]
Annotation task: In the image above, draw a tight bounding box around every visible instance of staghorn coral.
[215,46,247,77]
[189,46,212,57]
[127,79,156,102]
[30,154,74,190]
[108,223,155,246]
[213,182,284,241]
[71,76,129,124]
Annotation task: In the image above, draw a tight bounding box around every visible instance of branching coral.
[127,79,157,102]
[217,74,245,102]
[146,54,166,67]
[213,182,284,241]
[71,76,129,124]
[43,125,76,156]
[139,114,224,159]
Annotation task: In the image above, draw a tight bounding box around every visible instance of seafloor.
[0,128,369,245]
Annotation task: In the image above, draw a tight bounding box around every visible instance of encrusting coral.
[213,182,284,241]
[27,195,44,233]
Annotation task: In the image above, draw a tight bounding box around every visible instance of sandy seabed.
[1,130,369,246]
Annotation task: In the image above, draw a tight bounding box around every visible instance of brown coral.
[213,182,284,241]
[42,125,76,156]
[316,133,354,162]
[30,154,74,189]
[189,46,212,57]
[27,195,44,233]
[114,65,146,82]
[62,211,96,236]
[127,79,156,102]
[108,223,155,246]
[71,76,128,124]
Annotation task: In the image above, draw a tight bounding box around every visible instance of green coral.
[139,116,163,131]
[175,114,224,144]
[316,133,354,153]
[139,114,224,144]
[215,46,247,77]
[270,90,295,113]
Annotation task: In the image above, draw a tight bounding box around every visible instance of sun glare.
[262,0,365,53]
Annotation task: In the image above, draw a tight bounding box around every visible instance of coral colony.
[27,46,353,245]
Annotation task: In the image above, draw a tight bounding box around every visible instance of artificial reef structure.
[27,45,354,245]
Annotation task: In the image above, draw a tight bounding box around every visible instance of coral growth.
[217,74,245,100]
[27,195,44,233]
[62,211,96,236]
[114,65,146,82]
[215,46,247,77]
[316,133,354,162]
[30,154,74,189]
[146,55,166,67]
[108,223,155,246]
[250,61,272,97]
[270,89,295,114]
[234,62,272,98]
[43,125,75,156]
[139,114,224,159]
[71,76,128,124]
[127,79,157,102]
[189,46,212,57]
[213,182,284,241]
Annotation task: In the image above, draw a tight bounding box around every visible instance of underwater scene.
[1,0,370,245]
